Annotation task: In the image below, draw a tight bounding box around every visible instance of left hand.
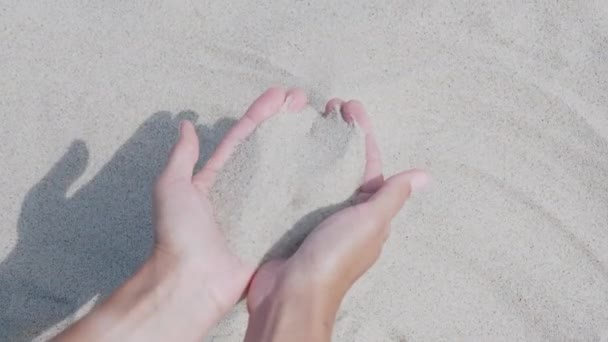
[151,87,308,316]
[151,118,253,315]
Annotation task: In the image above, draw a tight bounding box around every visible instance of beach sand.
[1,1,608,341]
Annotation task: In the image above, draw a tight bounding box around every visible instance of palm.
[154,180,221,257]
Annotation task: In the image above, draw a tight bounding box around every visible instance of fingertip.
[246,87,288,121]
[385,169,430,196]
[367,169,430,220]
[339,101,354,124]
[407,169,430,193]
[341,100,367,125]
[324,98,344,116]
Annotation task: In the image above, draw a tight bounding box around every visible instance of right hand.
[246,99,429,324]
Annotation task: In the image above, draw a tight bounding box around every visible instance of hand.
[245,100,429,341]
[56,87,309,341]
[151,87,309,315]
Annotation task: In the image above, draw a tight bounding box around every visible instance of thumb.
[365,169,429,221]
[162,120,200,181]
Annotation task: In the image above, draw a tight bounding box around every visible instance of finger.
[162,120,199,181]
[364,169,429,222]
[193,87,286,189]
[193,87,307,190]
[340,100,384,195]
[285,87,308,112]
[324,98,343,116]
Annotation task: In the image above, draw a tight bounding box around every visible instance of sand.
[2,1,608,341]
[210,106,365,264]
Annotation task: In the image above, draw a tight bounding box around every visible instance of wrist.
[147,250,228,318]
[245,268,342,342]
[120,253,227,339]
[56,254,224,342]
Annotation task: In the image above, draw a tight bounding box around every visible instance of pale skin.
[54,87,429,342]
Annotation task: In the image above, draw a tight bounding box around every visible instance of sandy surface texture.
[210,106,364,264]
[1,1,608,341]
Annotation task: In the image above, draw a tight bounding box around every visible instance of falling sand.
[210,105,365,264]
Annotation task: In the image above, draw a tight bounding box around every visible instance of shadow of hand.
[0,111,234,341]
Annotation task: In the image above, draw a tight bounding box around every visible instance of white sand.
[210,106,364,264]
[2,1,608,341]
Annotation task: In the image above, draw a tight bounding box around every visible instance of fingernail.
[409,171,430,193]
